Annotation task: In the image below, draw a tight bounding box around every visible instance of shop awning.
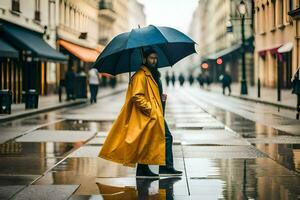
[278,42,293,53]
[0,21,68,62]
[207,43,241,60]
[205,37,254,61]
[0,38,18,58]
[58,39,100,63]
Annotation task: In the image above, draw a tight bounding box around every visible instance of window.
[262,4,266,33]
[277,0,284,26]
[272,0,276,28]
[11,0,20,12]
[255,7,260,34]
[289,0,293,11]
[34,0,41,21]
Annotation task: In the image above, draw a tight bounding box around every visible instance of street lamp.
[238,0,248,95]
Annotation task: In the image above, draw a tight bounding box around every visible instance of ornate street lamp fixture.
[238,0,248,95]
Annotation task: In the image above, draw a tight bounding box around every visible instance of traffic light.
[201,62,209,69]
[216,58,223,65]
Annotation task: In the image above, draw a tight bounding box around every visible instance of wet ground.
[0,86,299,199]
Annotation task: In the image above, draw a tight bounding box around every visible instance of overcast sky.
[137,0,199,34]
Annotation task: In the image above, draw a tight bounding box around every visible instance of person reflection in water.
[96,177,181,199]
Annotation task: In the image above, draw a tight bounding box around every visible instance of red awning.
[258,45,283,61]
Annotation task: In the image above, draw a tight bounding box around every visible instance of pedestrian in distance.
[292,67,300,119]
[188,73,194,86]
[88,67,100,104]
[165,71,170,87]
[178,73,185,86]
[109,76,117,88]
[205,72,212,88]
[171,72,176,87]
[98,48,182,177]
[65,66,76,101]
[220,70,232,96]
[197,73,204,88]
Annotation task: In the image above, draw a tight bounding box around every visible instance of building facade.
[56,0,102,88]
[0,0,67,103]
[194,0,254,84]
[254,0,300,90]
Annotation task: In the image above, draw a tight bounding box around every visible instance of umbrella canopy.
[93,25,196,76]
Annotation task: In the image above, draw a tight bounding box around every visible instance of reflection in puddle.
[0,141,78,158]
[254,143,300,173]
[203,104,300,175]
[0,141,80,178]
[0,112,60,127]
[41,120,113,132]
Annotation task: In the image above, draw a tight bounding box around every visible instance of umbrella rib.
[151,25,169,43]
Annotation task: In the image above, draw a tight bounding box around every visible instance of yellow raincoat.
[98,65,165,167]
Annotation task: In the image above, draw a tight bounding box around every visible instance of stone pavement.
[1,86,299,199]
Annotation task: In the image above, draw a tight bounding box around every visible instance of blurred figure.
[205,72,212,87]
[178,73,185,86]
[101,76,107,87]
[197,73,204,88]
[171,72,176,87]
[109,77,117,88]
[88,67,99,103]
[188,73,194,86]
[292,67,300,119]
[165,71,170,86]
[58,79,65,102]
[65,66,75,101]
[220,71,232,96]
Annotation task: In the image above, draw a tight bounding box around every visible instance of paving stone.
[87,137,106,145]
[11,185,79,200]
[175,122,225,129]
[166,113,211,119]
[0,157,61,175]
[0,185,25,199]
[0,175,40,186]
[0,127,36,144]
[182,146,266,158]
[173,130,249,145]
[68,146,101,158]
[247,136,300,144]
[16,130,96,143]
[61,114,117,122]
[96,132,109,137]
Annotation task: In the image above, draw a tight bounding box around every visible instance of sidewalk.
[208,83,297,110]
[0,84,127,123]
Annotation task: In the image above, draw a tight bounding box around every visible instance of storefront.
[0,20,68,103]
[203,37,254,84]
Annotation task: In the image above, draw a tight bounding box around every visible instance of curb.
[0,100,86,123]
[230,94,296,110]
[0,87,126,123]
[208,87,296,110]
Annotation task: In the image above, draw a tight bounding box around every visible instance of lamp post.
[238,1,248,95]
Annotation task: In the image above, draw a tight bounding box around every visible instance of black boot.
[136,164,159,178]
[159,166,183,176]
